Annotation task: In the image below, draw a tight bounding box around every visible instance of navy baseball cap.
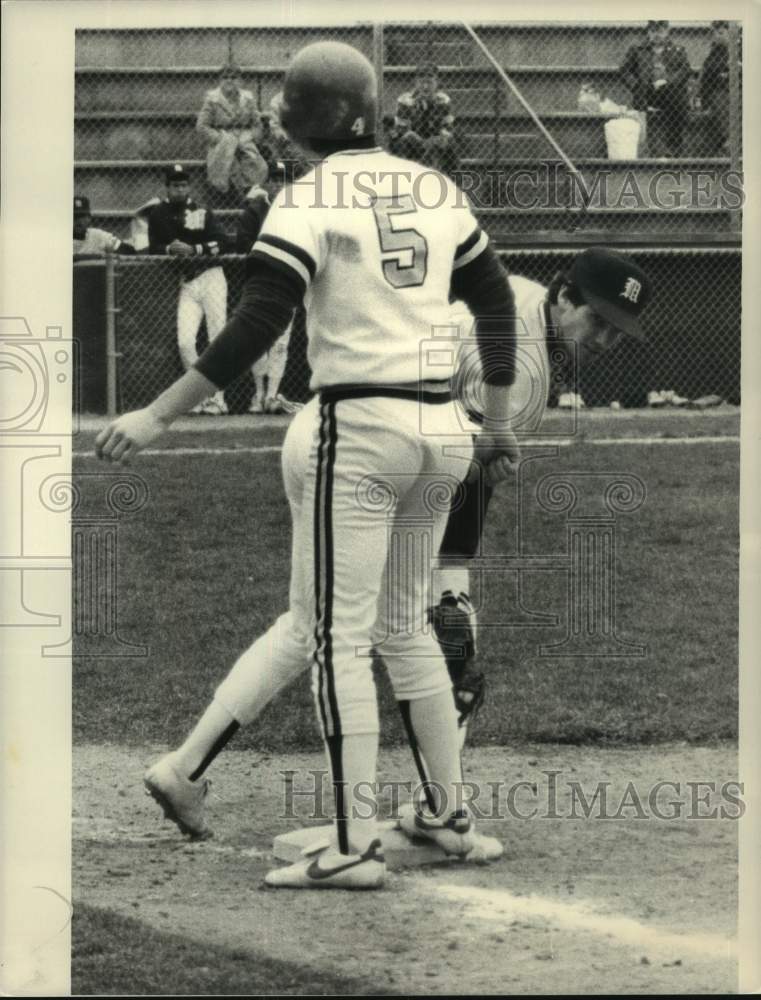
[74,195,91,213]
[165,163,189,183]
[569,248,651,341]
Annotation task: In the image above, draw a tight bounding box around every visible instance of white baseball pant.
[251,322,292,402]
[218,393,472,724]
[176,266,227,370]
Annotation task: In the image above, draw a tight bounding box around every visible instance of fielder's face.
[648,25,669,46]
[166,180,190,204]
[73,212,91,239]
[556,289,623,358]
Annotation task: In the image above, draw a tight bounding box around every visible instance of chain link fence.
[74,247,740,414]
[73,20,743,414]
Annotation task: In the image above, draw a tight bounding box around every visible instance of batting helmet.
[279,41,377,144]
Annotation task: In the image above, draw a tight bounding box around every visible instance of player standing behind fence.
[235,180,303,415]
[96,40,519,890]
[73,195,136,257]
[148,164,230,416]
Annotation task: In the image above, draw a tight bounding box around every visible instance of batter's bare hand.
[95,408,168,465]
[473,428,520,486]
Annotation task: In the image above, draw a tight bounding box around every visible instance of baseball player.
[96,40,520,889]
[133,247,651,846]
[235,182,302,415]
[73,195,136,256]
[148,164,231,416]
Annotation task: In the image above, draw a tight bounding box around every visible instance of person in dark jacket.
[699,21,731,155]
[620,20,692,156]
[148,163,232,414]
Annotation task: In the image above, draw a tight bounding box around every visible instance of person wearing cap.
[620,20,692,156]
[699,21,732,155]
[73,196,136,257]
[453,246,650,423]
[147,164,231,415]
[387,62,459,175]
[196,63,269,203]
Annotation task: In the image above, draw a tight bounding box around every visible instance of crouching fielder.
[132,247,652,858]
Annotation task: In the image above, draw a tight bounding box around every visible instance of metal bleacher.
[74,22,741,249]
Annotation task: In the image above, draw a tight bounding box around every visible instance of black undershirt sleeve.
[194,257,304,388]
[451,242,516,387]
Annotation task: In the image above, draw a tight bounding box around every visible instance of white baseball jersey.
[73,227,123,255]
[250,148,488,389]
[451,274,551,433]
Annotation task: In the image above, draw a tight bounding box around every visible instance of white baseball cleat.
[198,396,228,416]
[143,754,212,840]
[557,391,586,410]
[397,803,503,861]
[264,838,386,889]
[274,394,304,414]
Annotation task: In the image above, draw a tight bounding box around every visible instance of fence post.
[105,253,118,417]
[373,22,385,128]
[727,21,742,234]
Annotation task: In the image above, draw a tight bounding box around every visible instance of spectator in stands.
[235,175,304,415]
[620,20,691,156]
[148,163,231,415]
[387,63,459,175]
[73,196,135,257]
[699,20,731,155]
[196,63,269,203]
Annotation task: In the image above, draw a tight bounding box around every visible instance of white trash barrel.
[604,117,641,160]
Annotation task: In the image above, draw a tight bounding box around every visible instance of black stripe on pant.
[313,401,348,853]
[398,700,438,815]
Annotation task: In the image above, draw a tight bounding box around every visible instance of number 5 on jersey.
[372,195,428,289]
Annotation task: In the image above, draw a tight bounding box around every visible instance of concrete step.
[384,21,717,67]
[75,158,740,216]
[75,22,717,70]
[75,25,373,69]
[88,205,741,251]
[85,191,736,246]
[382,67,633,114]
[73,62,697,116]
[74,107,723,163]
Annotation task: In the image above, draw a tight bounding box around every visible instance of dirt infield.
[74,743,738,994]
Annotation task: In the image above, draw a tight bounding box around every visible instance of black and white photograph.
[1,0,760,994]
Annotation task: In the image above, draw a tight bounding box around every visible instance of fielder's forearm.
[480,383,513,434]
[148,369,219,425]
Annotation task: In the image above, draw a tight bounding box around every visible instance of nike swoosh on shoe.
[305,839,384,880]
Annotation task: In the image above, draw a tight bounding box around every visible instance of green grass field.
[72,410,739,751]
[71,409,740,995]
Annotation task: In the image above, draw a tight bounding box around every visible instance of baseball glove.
[428,598,486,727]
